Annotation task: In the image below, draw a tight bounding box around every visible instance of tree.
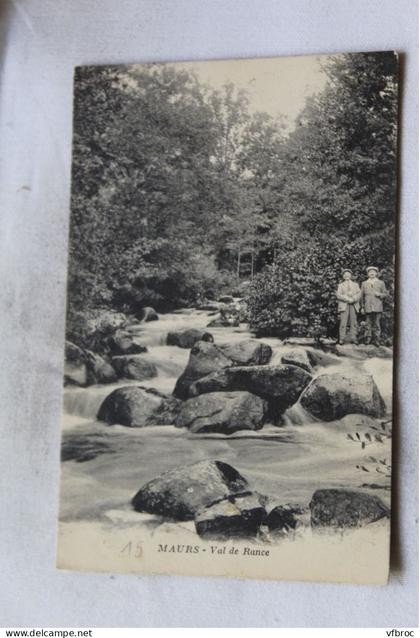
[67,63,232,322]
[247,52,398,341]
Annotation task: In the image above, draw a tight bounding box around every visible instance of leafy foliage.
[246,52,398,341]
[68,64,228,317]
[67,54,398,345]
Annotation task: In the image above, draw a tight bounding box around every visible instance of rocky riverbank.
[129,459,389,541]
[60,303,392,545]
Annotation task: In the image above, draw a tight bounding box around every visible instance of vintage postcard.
[57,51,398,583]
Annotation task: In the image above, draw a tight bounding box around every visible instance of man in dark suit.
[360,267,387,346]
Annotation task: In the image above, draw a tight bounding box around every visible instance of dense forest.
[67,52,398,344]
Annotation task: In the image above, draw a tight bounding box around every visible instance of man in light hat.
[336,268,361,345]
[360,267,387,346]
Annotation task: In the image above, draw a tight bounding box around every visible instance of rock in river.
[195,492,266,539]
[139,306,159,322]
[218,295,235,304]
[85,351,118,384]
[265,504,304,532]
[300,373,385,421]
[207,303,240,328]
[176,391,268,434]
[207,315,240,328]
[112,355,157,380]
[64,341,87,386]
[305,348,339,368]
[331,343,393,360]
[166,328,214,348]
[85,310,127,336]
[106,329,147,356]
[65,341,118,385]
[219,339,272,366]
[173,341,233,399]
[189,364,312,418]
[131,460,249,520]
[310,488,390,528]
[280,348,313,373]
[197,301,221,312]
[97,386,180,427]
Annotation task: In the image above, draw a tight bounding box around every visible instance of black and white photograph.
[58,51,398,583]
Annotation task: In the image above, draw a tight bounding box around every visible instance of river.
[59,307,392,531]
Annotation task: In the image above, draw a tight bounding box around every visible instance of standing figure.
[360,266,387,346]
[336,269,361,345]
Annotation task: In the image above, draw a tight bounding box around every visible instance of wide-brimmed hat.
[341,268,353,276]
[366,266,379,274]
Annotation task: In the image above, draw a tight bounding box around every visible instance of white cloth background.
[0,0,418,628]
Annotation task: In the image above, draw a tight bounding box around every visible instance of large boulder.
[310,488,390,528]
[85,351,118,384]
[97,386,180,427]
[219,340,272,366]
[111,355,157,381]
[280,348,313,373]
[175,391,268,434]
[173,341,233,399]
[189,365,312,418]
[131,460,249,520]
[106,329,147,356]
[300,373,386,421]
[195,492,266,539]
[64,341,87,386]
[166,328,214,349]
[139,307,159,322]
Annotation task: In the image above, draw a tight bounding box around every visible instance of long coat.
[360,278,387,313]
[336,280,361,313]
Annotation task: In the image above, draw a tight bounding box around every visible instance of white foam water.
[283,403,316,426]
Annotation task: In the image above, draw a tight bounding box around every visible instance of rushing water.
[60,308,392,529]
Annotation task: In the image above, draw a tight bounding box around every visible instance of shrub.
[247,232,394,342]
